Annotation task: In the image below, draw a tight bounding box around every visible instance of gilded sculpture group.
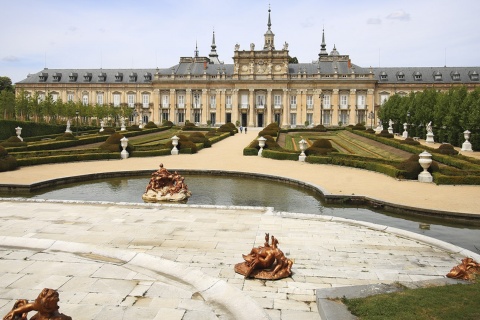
[142,163,192,202]
[235,233,294,280]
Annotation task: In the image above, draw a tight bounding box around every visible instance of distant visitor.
[142,163,192,202]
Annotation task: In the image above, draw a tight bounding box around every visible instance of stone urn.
[15,126,23,141]
[120,137,129,159]
[171,135,179,155]
[257,136,267,156]
[418,151,433,183]
[298,139,307,162]
[461,130,473,152]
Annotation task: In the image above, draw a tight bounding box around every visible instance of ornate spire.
[263,5,275,50]
[267,5,272,30]
[319,28,328,57]
[194,41,199,58]
[209,30,221,64]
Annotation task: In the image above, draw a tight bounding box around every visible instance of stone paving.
[0,128,479,319]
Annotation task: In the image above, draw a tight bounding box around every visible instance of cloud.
[2,55,20,62]
[386,10,411,21]
[367,18,382,25]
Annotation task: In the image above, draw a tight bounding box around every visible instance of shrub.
[436,143,459,155]
[312,124,327,132]
[0,145,17,172]
[189,132,211,148]
[352,123,366,131]
[259,122,280,137]
[144,121,157,129]
[165,134,197,153]
[378,130,394,138]
[402,137,420,145]
[98,133,134,153]
[55,132,77,141]
[305,138,336,156]
[127,125,141,131]
[183,122,196,130]
[365,128,375,134]
[162,120,174,127]
[0,136,28,147]
[395,154,439,179]
[100,127,116,135]
[218,123,237,135]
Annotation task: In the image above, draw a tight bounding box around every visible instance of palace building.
[15,8,480,128]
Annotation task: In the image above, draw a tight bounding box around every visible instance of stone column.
[266,88,272,125]
[331,89,339,125]
[202,89,209,125]
[249,88,255,127]
[169,89,176,123]
[282,88,289,126]
[185,89,192,123]
[348,89,356,125]
[314,89,321,125]
[232,89,239,125]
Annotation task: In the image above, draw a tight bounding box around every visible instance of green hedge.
[432,172,480,185]
[130,149,171,157]
[262,149,299,160]
[16,153,121,166]
[243,148,258,156]
[349,129,480,171]
[306,155,405,178]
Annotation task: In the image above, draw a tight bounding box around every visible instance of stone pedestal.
[461,141,473,152]
[426,132,435,143]
[388,127,393,134]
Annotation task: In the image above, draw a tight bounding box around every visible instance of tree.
[0,76,13,92]
[0,90,15,119]
[288,56,298,64]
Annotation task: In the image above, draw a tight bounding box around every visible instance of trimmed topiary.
[365,128,375,134]
[0,136,28,147]
[378,130,394,138]
[144,121,157,129]
[165,134,198,153]
[100,127,116,135]
[162,120,174,127]
[312,124,327,132]
[0,145,18,172]
[99,133,134,153]
[395,154,439,179]
[259,122,280,137]
[305,138,337,156]
[127,124,141,131]
[352,123,366,130]
[402,137,420,145]
[436,143,458,155]
[218,123,237,135]
[189,132,211,148]
[55,132,77,141]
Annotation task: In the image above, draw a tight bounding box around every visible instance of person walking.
[239,126,243,133]
[244,127,247,134]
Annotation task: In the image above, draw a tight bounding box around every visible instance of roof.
[372,67,480,84]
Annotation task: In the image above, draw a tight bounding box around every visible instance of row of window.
[39,72,153,83]
[33,92,369,109]
[380,71,479,82]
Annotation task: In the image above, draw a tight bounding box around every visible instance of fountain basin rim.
[0,169,479,222]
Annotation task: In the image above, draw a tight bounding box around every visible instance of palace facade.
[15,8,480,128]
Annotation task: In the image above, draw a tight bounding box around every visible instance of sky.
[1,0,479,84]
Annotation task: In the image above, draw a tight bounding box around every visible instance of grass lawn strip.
[343,279,480,320]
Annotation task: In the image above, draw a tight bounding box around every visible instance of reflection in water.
[4,175,480,254]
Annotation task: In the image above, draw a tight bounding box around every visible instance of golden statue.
[142,163,192,202]
[446,257,480,281]
[3,288,71,320]
[235,233,293,280]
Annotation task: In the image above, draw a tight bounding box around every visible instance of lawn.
[281,131,410,161]
[343,279,480,320]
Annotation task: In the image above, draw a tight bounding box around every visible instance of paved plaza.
[0,128,479,319]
